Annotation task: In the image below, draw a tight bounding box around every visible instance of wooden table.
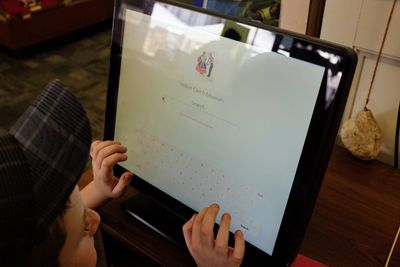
[0,0,113,50]
[80,146,400,266]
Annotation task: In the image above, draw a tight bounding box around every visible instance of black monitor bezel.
[104,1,357,265]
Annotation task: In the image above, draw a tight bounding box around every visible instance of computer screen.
[105,1,357,265]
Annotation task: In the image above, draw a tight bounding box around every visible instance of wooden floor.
[300,146,400,266]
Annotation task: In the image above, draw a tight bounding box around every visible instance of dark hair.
[27,206,68,267]
[223,28,242,41]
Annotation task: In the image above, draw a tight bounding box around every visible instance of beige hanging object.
[340,0,396,160]
[340,108,382,160]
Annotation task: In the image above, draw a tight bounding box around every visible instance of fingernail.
[212,203,219,209]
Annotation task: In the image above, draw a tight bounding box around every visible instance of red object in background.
[0,0,30,16]
[40,0,61,9]
[0,0,61,17]
[293,254,328,267]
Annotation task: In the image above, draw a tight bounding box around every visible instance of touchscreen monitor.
[105,1,357,265]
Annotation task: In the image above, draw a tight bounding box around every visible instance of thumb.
[110,172,133,198]
[121,171,133,181]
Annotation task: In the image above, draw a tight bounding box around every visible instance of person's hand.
[90,140,133,198]
[81,140,133,209]
[245,7,261,20]
[182,204,245,267]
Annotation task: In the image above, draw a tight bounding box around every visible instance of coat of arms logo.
[195,52,215,78]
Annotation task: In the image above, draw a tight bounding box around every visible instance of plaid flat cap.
[0,79,91,263]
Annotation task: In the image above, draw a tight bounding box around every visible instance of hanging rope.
[364,0,397,109]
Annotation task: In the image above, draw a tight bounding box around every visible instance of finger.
[182,214,196,253]
[97,153,128,184]
[215,213,231,256]
[91,140,119,156]
[200,203,219,247]
[90,140,102,158]
[231,230,245,264]
[92,141,120,169]
[191,207,207,250]
[110,172,133,198]
[91,141,121,165]
[99,153,128,171]
[96,144,127,167]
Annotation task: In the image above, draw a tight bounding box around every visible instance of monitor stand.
[121,193,266,267]
[121,193,187,248]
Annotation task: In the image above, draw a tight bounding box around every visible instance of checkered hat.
[0,79,91,261]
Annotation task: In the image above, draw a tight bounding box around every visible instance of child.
[0,80,244,266]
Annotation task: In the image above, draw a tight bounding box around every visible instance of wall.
[279,0,310,34]
[320,0,400,166]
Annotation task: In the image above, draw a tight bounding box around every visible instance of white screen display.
[114,6,325,255]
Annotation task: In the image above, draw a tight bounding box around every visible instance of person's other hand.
[90,140,132,199]
[182,203,245,267]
